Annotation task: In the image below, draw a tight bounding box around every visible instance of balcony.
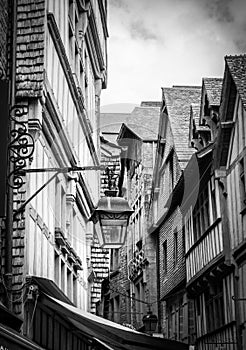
[55,227,83,271]
[186,218,223,282]
[196,321,237,350]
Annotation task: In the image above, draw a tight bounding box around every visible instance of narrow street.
[0,1,246,350]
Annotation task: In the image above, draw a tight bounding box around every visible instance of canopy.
[41,293,188,350]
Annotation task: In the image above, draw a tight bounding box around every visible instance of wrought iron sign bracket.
[13,165,105,217]
[7,105,35,190]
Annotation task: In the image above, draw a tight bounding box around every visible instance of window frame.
[163,240,168,274]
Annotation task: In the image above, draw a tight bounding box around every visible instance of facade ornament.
[7,105,35,189]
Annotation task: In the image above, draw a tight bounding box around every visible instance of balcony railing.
[186,218,223,282]
[128,249,148,281]
[196,321,237,350]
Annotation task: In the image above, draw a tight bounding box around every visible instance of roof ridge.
[202,77,223,80]
[225,53,246,59]
[172,85,201,89]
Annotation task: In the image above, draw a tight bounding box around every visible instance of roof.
[190,103,200,127]
[140,101,162,108]
[100,113,131,143]
[225,54,246,109]
[149,144,213,232]
[162,86,201,169]
[16,0,45,97]
[100,113,131,133]
[123,106,160,140]
[202,78,223,106]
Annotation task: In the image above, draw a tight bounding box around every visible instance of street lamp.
[142,306,158,334]
[90,166,133,249]
[91,195,133,249]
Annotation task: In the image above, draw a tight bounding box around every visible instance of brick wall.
[159,207,185,299]
[108,245,130,325]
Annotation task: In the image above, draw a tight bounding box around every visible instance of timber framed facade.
[0,0,109,348]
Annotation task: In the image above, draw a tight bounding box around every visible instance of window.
[68,20,74,68]
[167,297,184,341]
[163,240,167,274]
[55,178,61,227]
[114,296,120,323]
[169,152,174,191]
[73,275,77,305]
[239,157,246,209]
[210,178,217,222]
[109,299,114,321]
[205,281,225,332]
[110,249,120,271]
[182,226,185,257]
[55,251,60,286]
[61,259,65,291]
[173,229,178,267]
[126,289,131,323]
[164,153,174,197]
[138,208,142,240]
[67,268,72,299]
[135,280,145,325]
[68,0,74,23]
[193,185,210,241]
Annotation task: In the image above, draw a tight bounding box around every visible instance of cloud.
[110,0,129,10]
[130,19,158,41]
[102,0,246,109]
[205,0,234,23]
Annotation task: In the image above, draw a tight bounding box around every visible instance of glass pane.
[103,225,126,244]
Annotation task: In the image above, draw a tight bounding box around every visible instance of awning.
[0,323,45,350]
[41,293,188,350]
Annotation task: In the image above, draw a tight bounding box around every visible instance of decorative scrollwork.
[0,66,5,79]
[7,105,35,189]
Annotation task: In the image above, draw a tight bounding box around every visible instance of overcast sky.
[100,0,246,112]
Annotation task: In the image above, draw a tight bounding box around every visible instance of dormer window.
[204,94,210,116]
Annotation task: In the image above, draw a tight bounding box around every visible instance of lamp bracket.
[13,165,105,217]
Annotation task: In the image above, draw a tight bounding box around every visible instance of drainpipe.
[156,229,161,333]
[5,0,17,311]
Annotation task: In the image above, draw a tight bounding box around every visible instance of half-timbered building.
[148,86,201,343]
[0,0,110,348]
[213,54,246,350]
[184,57,246,350]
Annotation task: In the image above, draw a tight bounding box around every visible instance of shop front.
[1,276,189,350]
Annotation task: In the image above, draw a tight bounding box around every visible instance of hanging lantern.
[142,311,158,333]
[91,196,133,249]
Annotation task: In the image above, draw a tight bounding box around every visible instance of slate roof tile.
[225,54,246,109]
[202,78,223,106]
[124,105,160,140]
[100,113,131,134]
[190,103,200,127]
[16,0,45,97]
[140,101,162,108]
[162,86,201,169]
